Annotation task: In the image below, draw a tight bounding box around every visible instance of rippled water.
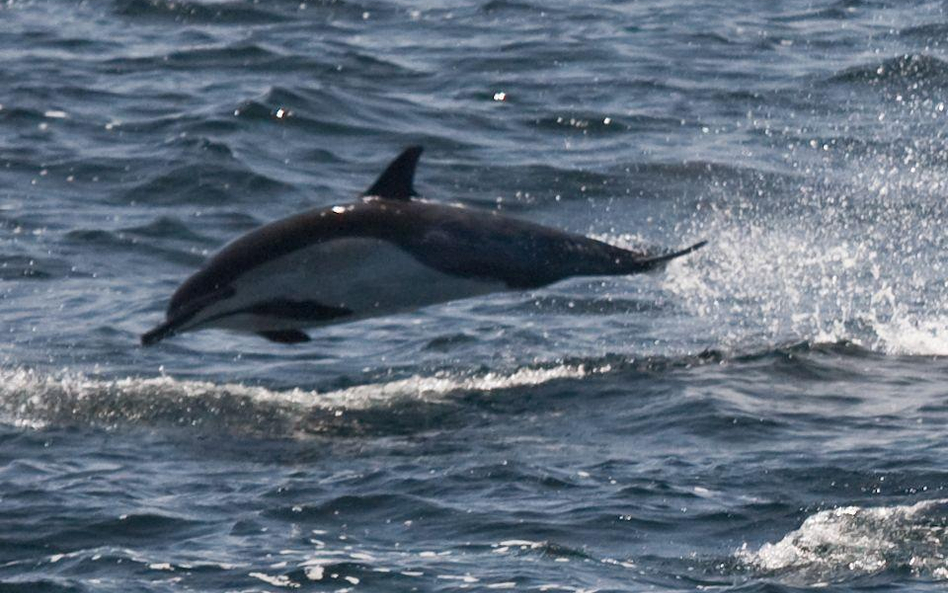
[2,1,948,591]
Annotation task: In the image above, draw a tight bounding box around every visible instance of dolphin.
[142,147,705,346]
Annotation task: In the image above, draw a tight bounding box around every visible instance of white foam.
[0,362,605,432]
[248,572,298,588]
[304,565,324,580]
[315,363,601,409]
[871,314,948,356]
[738,499,948,583]
[663,211,948,356]
[658,145,948,358]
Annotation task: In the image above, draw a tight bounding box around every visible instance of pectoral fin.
[257,330,311,344]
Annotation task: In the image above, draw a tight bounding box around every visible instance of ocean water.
[2,0,948,591]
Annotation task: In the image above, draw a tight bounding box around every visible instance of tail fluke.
[636,240,707,270]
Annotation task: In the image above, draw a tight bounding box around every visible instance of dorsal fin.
[362,146,423,201]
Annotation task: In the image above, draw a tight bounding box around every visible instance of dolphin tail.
[634,240,707,271]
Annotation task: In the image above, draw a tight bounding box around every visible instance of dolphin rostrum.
[142,147,706,346]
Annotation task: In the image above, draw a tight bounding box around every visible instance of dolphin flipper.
[257,330,311,344]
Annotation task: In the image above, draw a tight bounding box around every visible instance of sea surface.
[2,1,948,591]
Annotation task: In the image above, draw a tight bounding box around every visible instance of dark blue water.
[2,1,948,591]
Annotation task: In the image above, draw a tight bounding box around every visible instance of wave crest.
[738,499,948,584]
[0,363,603,435]
[830,54,948,86]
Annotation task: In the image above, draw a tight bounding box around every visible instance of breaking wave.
[0,362,605,435]
[738,499,948,584]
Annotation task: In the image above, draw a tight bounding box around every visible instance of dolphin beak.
[141,318,178,346]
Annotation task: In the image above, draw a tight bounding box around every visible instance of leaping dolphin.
[142,147,705,346]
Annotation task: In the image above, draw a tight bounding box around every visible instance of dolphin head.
[141,277,235,346]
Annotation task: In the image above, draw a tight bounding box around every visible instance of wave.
[0,255,81,281]
[829,54,948,86]
[772,4,861,23]
[103,44,321,74]
[0,362,604,435]
[231,84,424,137]
[0,106,50,124]
[0,341,904,436]
[20,155,156,188]
[512,294,665,316]
[113,0,293,24]
[64,227,207,268]
[119,216,213,243]
[533,112,683,135]
[124,163,292,205]
[480,0,542,13]
[738,499,948,584]
[898,22,948,42]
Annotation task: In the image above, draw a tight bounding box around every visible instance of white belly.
[192,238,506,332]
